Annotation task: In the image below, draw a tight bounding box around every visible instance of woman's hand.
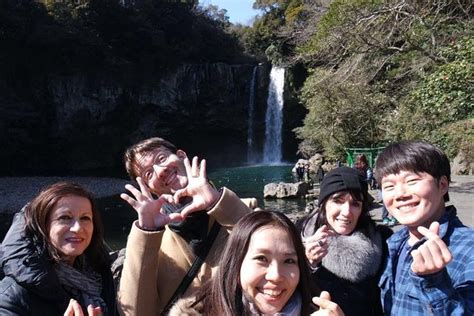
[172,157,220,218]
[64,299,102,316]
[311,291,345,316]
[120,177,182,230]
[303,225,331,268]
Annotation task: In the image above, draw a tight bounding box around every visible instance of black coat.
[314,265,382,316]
[0,211,116,316]
[299,209,392,316]
[314,225,393,316]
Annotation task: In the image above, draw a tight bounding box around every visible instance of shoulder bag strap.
[161,220,221,315]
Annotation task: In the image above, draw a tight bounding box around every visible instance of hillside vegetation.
[0,0,251,75]
[236,0,473,163]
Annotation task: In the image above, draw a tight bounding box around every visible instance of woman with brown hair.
[169,210,344,315]
[0,182,116,315]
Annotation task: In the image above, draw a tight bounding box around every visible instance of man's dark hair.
[375,140,451,201]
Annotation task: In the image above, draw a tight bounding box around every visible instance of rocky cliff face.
[0,63,267,176]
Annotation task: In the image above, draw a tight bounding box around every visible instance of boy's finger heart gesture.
[411,221,453,275]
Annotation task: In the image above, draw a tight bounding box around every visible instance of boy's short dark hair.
[124,137,178,180]
[375,140,451,201]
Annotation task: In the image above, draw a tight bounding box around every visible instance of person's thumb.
[312,291,332,309]
[429,221,440,235]
[319,290,331,301]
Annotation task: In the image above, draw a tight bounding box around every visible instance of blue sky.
[200,0,260,25]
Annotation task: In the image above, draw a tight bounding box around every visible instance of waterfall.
[247,66,258,164]
[263,66,285,164]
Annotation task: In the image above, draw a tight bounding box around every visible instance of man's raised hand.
[120,177,181,229]
[172,157,220,218]
[411,221,452,275]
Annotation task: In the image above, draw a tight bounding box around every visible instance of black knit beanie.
[318,166,368,207]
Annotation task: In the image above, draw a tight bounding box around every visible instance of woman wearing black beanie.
[298,167,391,316]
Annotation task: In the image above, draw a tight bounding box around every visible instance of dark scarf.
[55,258,108,315]
[165,201,209,255]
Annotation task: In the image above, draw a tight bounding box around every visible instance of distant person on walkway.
[354,154,376,189]
[375,140,474,315]
[169,210,345,316]
[299,167,391,316]
[376,183,397,227]
[315,158,325,185]
[117,137,258,315]
[380,202,397,227]
[296,162,305,182]
[0,182,116,315]
[302,163,315,189]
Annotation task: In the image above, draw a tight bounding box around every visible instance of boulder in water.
[263,182,310,199]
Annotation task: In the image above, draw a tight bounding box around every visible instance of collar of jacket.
[387,205,457,250]
[321,225,383,283]
[0,208,67,302]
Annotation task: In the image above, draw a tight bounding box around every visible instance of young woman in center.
[299,166,390,316]
[169,210,344,315]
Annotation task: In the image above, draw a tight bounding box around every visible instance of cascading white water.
[247,66,258,164]
[263,66,285,164]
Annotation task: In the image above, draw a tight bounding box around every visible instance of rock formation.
[0,63,271,175]
[263,181,311,199]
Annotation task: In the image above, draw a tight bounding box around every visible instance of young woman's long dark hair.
[24,182,109,272]
[200,210,314,315]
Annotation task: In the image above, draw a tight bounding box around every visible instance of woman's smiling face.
[239,225,300,314]
[47,195,94,265]
[325,191,362,235]
[136,147,188,195]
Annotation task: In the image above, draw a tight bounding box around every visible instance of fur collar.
[321,226,382,283]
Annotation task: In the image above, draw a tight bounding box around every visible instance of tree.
[291,0,473,159]
[197,3,230,28]
[253,0,287,12]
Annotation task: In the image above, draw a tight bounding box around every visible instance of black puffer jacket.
[0,211,116,315]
